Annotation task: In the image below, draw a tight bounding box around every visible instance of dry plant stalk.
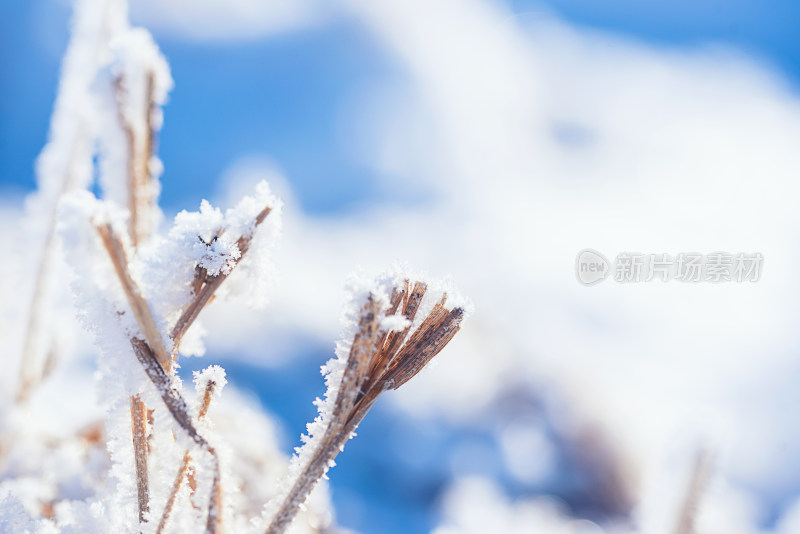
[114,71,157,249]
[115,71,161,526]
[170,205,271,351]
[95,222,171,371]
[98,214,164,526]
[94,221,224,531]
[157,453,191,534]
[673,448,713,534]
[130,394,150,522]
[265,280,464,534]
[156,379,218,534]
[97,203,273,533]
[130,338,223,534]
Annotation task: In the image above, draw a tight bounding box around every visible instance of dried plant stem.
[266,282,466,534]
[115,71,156,249]
[156,452,190,534]
[130,394,150,522]
[95,222,171,371]
[17,246,55,402]
[197,380,217,420]
[265,298,384,534]
[18,0,123,402]
[265,401,373,534]
[170,205,271,349]
[674,449,713,534]
[130,338,223,534]
[96,219,223,532]
[156,380,218,534]
[114,71,161,529]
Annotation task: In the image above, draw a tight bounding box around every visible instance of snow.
[193,365,227,401]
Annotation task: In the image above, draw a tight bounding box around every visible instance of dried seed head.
[265,271,469,534]
[381,302,464,390]
[339,275,468,425]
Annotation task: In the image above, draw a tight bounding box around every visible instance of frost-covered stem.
[17,0,121,402]
[197,379,217,420]
[115,71,157,248]
[263,437,338,534]
[156,379,218,534]
[156,451,190,534]
[117,89,160,519]
[266,280,467,534]
[170,205,272,349]
[265,298,384,534]
[130,338,223,533]
[95,222,171,371]
[130,394,150,522]
[265,401,376,534]
[674,449,713,534]
[115,62,163,529]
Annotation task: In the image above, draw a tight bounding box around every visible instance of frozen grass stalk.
[170,204,272,351]
[16,0,122,402]
[95,222,171,371]
[112,49,165,527]
[122,64,159,526]
[93,191,275,533]
[157,374,221,534]
[264,278,466,534]
[114,70,158,249]
[130,393,150,522]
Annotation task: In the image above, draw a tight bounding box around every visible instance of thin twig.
[96,200,235,532]
[130,394,150,522]
[96,218,224,530]
[114,71,157,249]
[156,452,190,534]
[118,69,160,528]
[95,222,171,371]
[170,205,272,349]
[130,338,223,534]
[156,379,218,534]
[18,0,123,402]
[264,296,383,534]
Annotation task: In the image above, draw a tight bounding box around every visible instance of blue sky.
[2,0,800,214]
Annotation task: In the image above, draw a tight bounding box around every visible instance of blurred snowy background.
[3,0,800,532]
